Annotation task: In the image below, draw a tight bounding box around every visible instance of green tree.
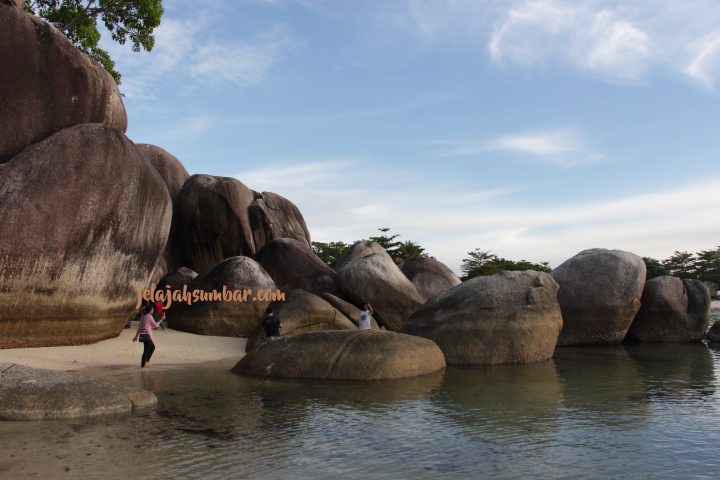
[662,251,697,278]
[460,249,551,280]
[369,228,403,260]
[395,240,428,263]
[23,0,163,83]
[695,247,720,284]
[311,241,350,268]
[643,257,670,280]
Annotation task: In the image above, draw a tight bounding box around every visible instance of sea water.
[2,343,720,479]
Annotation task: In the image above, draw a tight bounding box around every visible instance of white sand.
[0,326,247,371]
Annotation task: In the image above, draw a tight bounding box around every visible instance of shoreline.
[0,325,247,372]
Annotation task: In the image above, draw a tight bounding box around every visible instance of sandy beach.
[0,325,247,371]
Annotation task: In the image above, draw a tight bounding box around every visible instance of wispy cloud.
[103,16,298,99]
[434,129,604,166]
[234,158,720,272]
[685,30,720,91]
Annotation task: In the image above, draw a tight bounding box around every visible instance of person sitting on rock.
[359,303,373,330]
[261,307,282,341]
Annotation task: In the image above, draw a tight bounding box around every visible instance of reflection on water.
[2,345,720,479]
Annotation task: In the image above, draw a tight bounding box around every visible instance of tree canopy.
[312,228,428,267]
[23,0,163,83]
[644,247,720,285]
[460,249,551,280]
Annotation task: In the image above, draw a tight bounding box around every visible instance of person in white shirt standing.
[358,303,373,330]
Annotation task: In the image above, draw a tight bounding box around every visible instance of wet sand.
[0,326,247,371]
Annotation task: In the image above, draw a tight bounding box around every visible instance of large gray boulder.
[0,362,156,420]
[321,292,381,330]
[137,144,190,273]
[0,3,127,164]
[338,253,425,331]
[177,175,311,273]
[170,257,278,337]
[234,330,446,380]
[245,290,356,352]
[255,238,343,297]
[0,124,171,348]
[627,277,711,343]
[402,270,563,365]
[551,248,646,346]
[336,240,391,270]
[400,257,461,301]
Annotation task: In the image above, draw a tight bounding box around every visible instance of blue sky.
[105,0,720,272]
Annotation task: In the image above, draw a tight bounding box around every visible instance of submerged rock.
[551,248,646,346]
[234,330,446,380]
[245,290,356,352]
[0,124,171,348]
[628,276,711,343]
[0,3,127,164]
[0,362,156,420]
[402,270,563,365]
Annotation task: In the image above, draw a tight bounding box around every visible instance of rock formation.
[0,3,127,164]
[551,248,646,346]
[168,256,277,337]
[245,290,356,352]
[255,238,343,297]
[0,124,171,348]
[177,175,311,273]
[320,292,381,330]
[402,270,563,365]
[0,362,156,420]
[338,253,425,331]
[627,277,711,343]
[400,257,461,301]
[234,330,446,380]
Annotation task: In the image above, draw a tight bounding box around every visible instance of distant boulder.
[0,3,127,164]
[338,253,425,331]
[255,238,343,297]
[170,257,277,337]
[234,330,446,380]
[402,271,563,365]
[627,277,711,343]
[321,293,381,330]
[400,257,461,301]
[156,267,198,293]
[245,290,356,352]
[336,240,391,270]
[0,362,156,420]
[551,248,646,346]
[247,191,312,253]
[177,175,311,273]
[0,124,171,348]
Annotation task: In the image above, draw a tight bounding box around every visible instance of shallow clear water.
[3,343,720,479]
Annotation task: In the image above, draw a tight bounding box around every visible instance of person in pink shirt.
[133,304,163,368]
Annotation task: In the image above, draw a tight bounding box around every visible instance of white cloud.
[395,0,720,90]
[234,159,720,273]
[490,1,652,82]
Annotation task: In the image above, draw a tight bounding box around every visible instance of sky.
[104,0,720,273]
